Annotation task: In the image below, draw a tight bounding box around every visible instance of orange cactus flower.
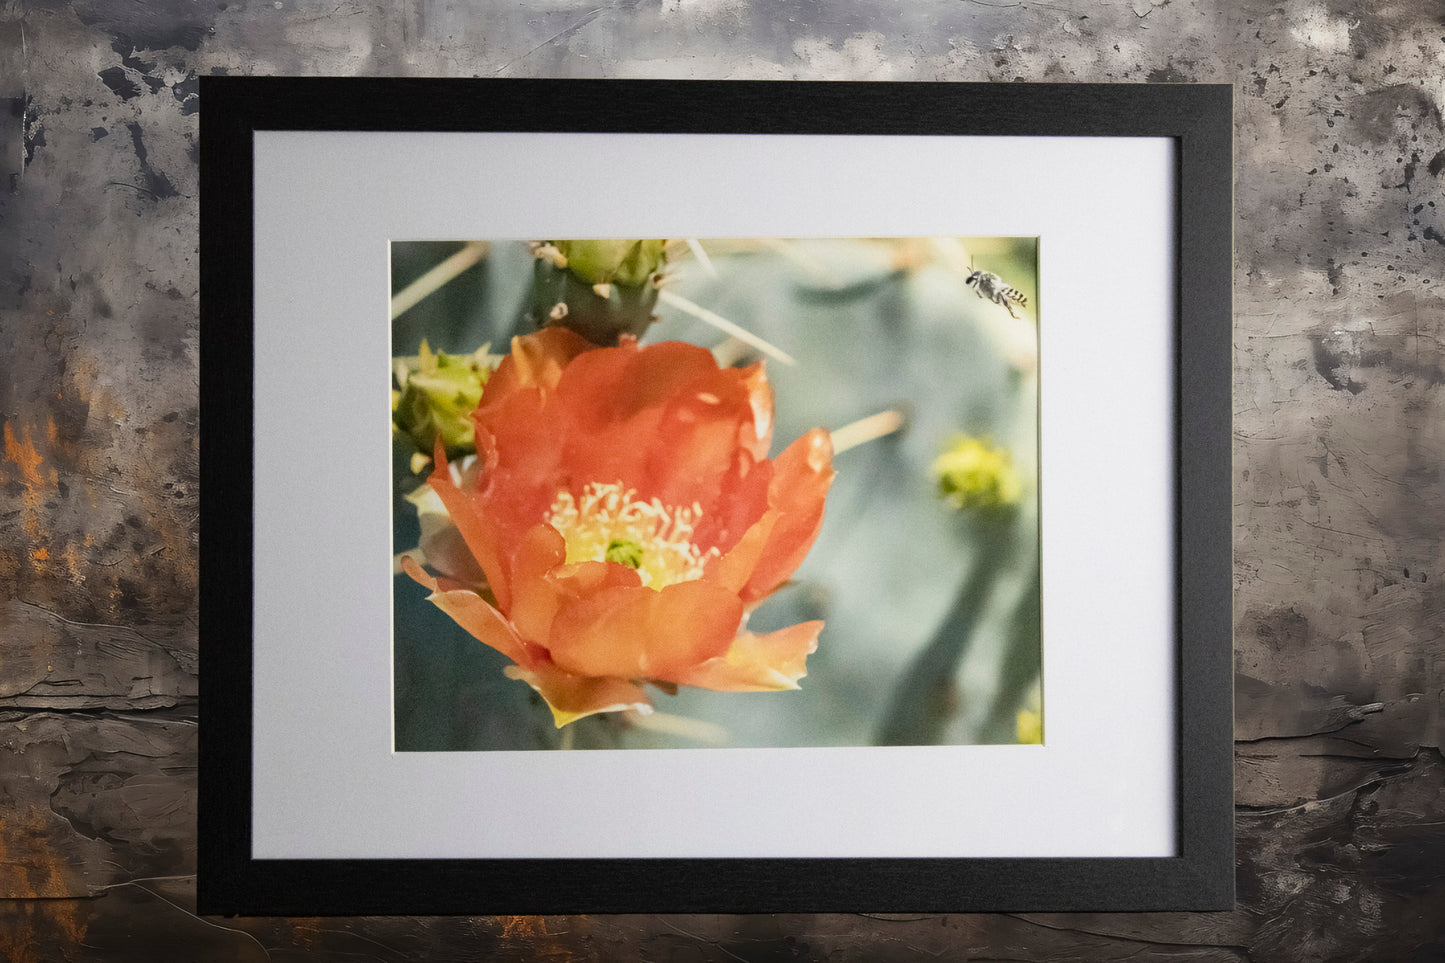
[403,327,835,727]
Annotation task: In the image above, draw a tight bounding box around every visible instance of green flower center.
[546,481,720,589]
[604,539,644,569]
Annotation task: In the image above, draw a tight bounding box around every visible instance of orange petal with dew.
[642,371,768,514]
[544,341,747,503]
[691,447,772,557]
[677,620,823,692]
[557,337,724,433]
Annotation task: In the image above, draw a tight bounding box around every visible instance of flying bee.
[965,269,1028,319]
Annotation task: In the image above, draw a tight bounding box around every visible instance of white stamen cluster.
[546,481,720,589]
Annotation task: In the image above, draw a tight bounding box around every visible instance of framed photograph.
[200,79,1233,915]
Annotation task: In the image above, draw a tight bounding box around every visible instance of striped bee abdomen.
[965,269,1028,318]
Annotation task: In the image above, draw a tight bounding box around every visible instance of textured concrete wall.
[2,0,1442,959]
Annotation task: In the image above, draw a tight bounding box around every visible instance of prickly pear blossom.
[403,327,834,726]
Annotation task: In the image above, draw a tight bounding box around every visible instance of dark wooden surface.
[2,1,1442,959]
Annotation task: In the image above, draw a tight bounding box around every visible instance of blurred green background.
[390,237,1040,751]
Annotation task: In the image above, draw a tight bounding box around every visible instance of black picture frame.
[199,78,1233,916]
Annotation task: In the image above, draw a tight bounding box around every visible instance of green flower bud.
[931,435,1023,513]
[527,240,670,346]
[554,239,667,287]
[392,340,501,461]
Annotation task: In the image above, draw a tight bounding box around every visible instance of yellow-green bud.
[931,435,1023,513]
[391,340,501,460]
[553,239,667,287]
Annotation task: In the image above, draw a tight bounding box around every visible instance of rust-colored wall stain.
[0,336,200,623]
[3,421,58,592]
[2,422,44,486]
[0,902,86,963]
[0,811,88,958]
[3,421,53,550]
